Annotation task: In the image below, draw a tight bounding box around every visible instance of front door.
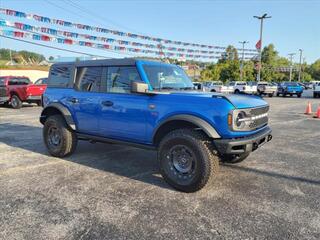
[98,66,148,143]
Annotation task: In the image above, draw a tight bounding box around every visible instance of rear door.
[98,66,148,143]
[67,66,103,135]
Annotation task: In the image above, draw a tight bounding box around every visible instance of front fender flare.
[153,114,221,139]
[40,103,76,130]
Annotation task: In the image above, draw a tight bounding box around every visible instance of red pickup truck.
[0,76,47,109]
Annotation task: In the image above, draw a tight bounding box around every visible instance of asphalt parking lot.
[0,91,319,240]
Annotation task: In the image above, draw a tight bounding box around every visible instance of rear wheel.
[234,89,240,94]
[36,100,42,106]
[158,129,219,192]
[219,152,250,164]
[276,92,280,97]
[43,115,77,157]
[268,93,274,97]
[10,95,22,109]
[297,93,302,98]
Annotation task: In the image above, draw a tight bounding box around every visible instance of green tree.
[308,59,320,80]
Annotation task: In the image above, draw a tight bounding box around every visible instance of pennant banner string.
[0,20,257,56]
[0,8,258,53]
[0,29,256,61]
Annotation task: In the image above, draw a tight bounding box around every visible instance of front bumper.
[213,126,272,155]
[0,96,9,103]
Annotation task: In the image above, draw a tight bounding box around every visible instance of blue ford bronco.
[40,59,272,192]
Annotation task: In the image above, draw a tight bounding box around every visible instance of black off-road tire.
[11,95,22,109]
[43,115,77,157]
[219,152,250,164]
[158,129,219,192]
[234,89,240,94]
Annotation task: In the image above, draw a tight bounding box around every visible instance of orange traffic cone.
[305,102,312,115]
[314,105,320,119]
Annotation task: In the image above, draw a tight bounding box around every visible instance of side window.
[49,65,71,88]
[75,66,102,92]
[103,66,141,93]
[0,77,5,86]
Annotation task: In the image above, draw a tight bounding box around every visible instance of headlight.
[235,111,247,129]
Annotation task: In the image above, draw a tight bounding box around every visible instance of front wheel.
[158,129,219,192]
[219,152,250,164]
[43,115,77,157]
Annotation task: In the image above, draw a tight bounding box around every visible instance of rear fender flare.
[40,103,76,130]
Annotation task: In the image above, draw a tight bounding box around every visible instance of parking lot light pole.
[254,13,271,82]
[288,53,296,82]
[239,41,249,81]
[298,49,303,82]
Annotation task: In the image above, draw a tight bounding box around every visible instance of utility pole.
[288,53,296,82]
[239,41,249,81]
[298,49,303,82]
[254,13,271,82]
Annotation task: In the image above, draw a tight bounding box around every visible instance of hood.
[170,91,268,109]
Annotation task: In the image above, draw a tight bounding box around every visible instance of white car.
[256,82,278,97]
[314,84,320,98]
[228,81,257,94]
[204,81,233,93]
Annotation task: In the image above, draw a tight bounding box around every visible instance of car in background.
[257,82,278,97]
[35,77,48,85]
[0,76,47,108]
[276,82,303,97]
[313,83,320,98]
[229,81,257,94]
[203,81,233,93]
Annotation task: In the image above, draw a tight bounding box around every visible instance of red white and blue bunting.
[0,20,257,57]
[0,29,256,60]
[0,8,258,53]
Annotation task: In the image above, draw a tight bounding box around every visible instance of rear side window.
[49,65,72,87]
[75,66,102,92]
[102,66,141,93]
[0,77,5,86]
[8,78,30,85]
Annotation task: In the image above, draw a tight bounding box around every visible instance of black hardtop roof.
[51,58,161,67]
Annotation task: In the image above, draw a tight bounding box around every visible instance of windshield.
[143,64,194,90]
[35,78,48,85]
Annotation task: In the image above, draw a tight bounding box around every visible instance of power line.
[62,0,147,35]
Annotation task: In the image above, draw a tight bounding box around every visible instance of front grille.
[249,105,269,116]
[232,105,269,131]
[248,106,269,130]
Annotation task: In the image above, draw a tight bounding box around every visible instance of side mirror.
[131,81,149,94]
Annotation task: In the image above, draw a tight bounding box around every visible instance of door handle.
[101,100,113,107]
[68,97,79,104]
